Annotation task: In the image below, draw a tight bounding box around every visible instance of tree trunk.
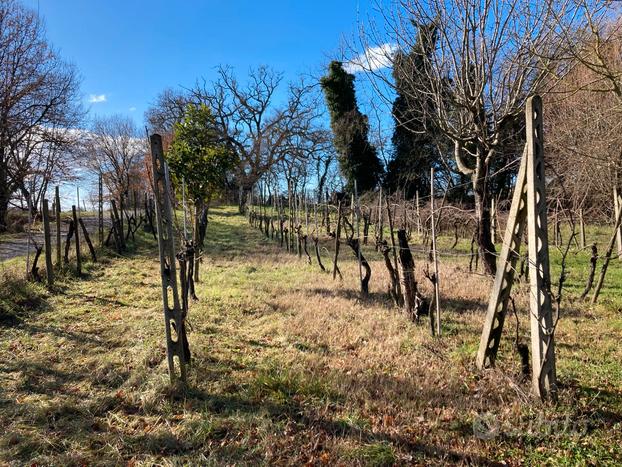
[397,229,423,321]
[580,244,598,300]
[194,198,209,283]
[378,239,402,306]
[347,237,371,295]
[474,186,497,275]
[0,156,9,232]
[313,235,326,272]
[238,185,250,214]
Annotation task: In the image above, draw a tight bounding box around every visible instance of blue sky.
[22,0,387,126]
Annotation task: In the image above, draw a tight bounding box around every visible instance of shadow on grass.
[0,276,50,327]
[178,365,498,465]
[307,286,394,308]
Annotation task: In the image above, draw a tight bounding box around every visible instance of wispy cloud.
[129,106,136,112]
[88,94,107,103]
[344,43,398,74]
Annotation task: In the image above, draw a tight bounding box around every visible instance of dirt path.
[0,216,111,261]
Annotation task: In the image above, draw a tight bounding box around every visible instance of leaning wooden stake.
[42,199,54,286]
[79,218,97,262]
[476,147,528,370]
[150,133,188,383]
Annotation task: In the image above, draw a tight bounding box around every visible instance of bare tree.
[0,0,82,230]
[145,88,190,134]
[545,3,622,214]
[358,0,570,274]
[190,66,323,211]
[12,126,80,213]
[82,115,146,207]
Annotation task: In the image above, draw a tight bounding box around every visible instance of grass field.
[1,205,621,465]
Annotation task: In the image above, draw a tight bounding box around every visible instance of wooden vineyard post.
[615,185,622,261]
[430,168,441,336]
[387,200,402,302]
[332,199,343,281]
[476,95,556,400]
[490,198,497,244]
[42,199,53,286]
[98,173,104,246]
[377,189,384,247]
[526,95,556,400]
[579,208,586,250]
[72,205,81,276]
[416,190,421,236]
[150,133,187,383]
[55,186,61,267]
[355,181,365,296]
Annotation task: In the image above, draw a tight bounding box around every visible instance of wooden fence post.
[579,208,586,250]
[332,199,343,280]
[615,185,622,260]
[98,173,104,246]
[55,186,61,267]
[354,181,365,295]
[490,197,497,244]
[416,190,421,236]
[377,189,384,247]
[72,205,81,276]
[42,199,53,286]
[430,168,441,336]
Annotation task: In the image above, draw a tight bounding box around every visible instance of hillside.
[1,206,621,465]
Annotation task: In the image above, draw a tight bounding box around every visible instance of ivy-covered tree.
[320,61,383,193]
[385,21,442,199]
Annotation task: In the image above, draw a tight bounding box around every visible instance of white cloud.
[129,106,136,112]
[344,43,398,74]
[88,94,107,103]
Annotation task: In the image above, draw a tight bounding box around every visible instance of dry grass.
[0,205,621,465]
